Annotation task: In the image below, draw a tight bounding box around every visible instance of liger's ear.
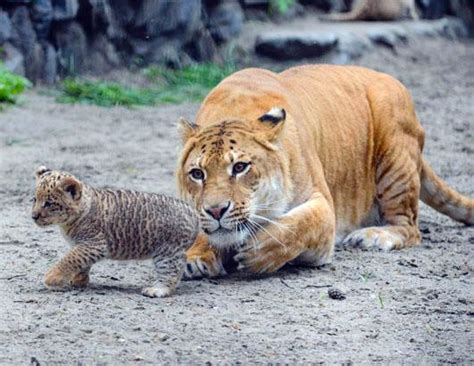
[257,107,286,141]
[35,166,51,179]
[178,117,199,144]
[60,177,82,201]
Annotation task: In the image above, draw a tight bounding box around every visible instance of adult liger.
[177,65,473,278]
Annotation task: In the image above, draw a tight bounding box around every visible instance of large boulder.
[187,28,218,62]
[53,0,79,20]
[31,0,53,39]
[255,31,338,60]
[10,6,41,81]
[208,0,244,44]
[450,0,474,35]
[0,42,25,76]
[54,21,87,76]
[0,10,12,44]
[40,41,57,84]
[132,0,202,43]
[86,34,121,73]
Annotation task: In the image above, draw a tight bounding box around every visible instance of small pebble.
[328,288,346,300]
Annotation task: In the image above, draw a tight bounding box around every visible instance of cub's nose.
[204,202,231,221]
[32,212,40,220]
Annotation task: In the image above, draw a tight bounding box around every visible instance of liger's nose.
[32,212,40,220]
[204,202,231,221]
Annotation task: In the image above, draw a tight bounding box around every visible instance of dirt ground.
[0,35,473,364]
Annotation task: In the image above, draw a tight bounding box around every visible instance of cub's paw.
[44,267,69,289]
[70,272,90,288]
[184,254,226,280]
[342,227,403,251]
[142,285,173,298]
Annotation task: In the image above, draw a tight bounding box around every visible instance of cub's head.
[177,107,291,249]
[32,166,84,227]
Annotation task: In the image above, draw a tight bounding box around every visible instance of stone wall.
[0,0,472,85]
[0,0,244,84]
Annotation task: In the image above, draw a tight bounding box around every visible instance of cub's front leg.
[44,243,107,289]
[236,193,336,273]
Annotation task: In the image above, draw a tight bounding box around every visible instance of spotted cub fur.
[32,166,199,297]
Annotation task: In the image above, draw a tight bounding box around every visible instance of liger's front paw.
[44,267,69,289]
[184,253,226,279]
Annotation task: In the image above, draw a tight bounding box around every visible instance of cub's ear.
[60,177,82,201]
[178,117,199,144]
[35,166,51,179]
[257,107,286,141]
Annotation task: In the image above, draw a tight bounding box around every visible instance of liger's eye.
[189,168,205,181]
[232,162,250,176]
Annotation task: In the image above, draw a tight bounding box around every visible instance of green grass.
[0,64,30,108]
[269,0,296,14]
[57,79,158,107]
[58,63,236,107]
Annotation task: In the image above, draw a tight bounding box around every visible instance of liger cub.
[32,166,199,297]
[177,65,474,279]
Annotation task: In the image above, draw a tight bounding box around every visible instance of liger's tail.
[420,158,474,225]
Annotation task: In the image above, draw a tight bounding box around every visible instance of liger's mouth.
[204,221,249,235]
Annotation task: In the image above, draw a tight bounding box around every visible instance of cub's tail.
[420,158,473,225]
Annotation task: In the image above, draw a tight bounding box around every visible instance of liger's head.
[176,107,292,249]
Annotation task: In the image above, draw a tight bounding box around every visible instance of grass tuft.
[58,79,157,107]
[269,0,296,14]
[58,63,236,107]
[0,64,31,108]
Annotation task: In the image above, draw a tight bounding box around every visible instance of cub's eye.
[232,162,250,176]
[43,201,52,208]
[189,168,205,181]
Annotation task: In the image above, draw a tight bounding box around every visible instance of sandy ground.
[0,35,473,364]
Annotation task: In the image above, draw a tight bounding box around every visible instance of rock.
[208,0,244,43]
[86,34,121,74]
[435,17,469,38]
[187,28,218,62]
[149,43,193,69]
[53,0,79,21]
[0,11,12,44]
[9,6,41,81]
[87,0,132,41]
[54,21,87,76]
[255,32,338,60]
[28,42,46,82]
[335,33,373,62]
[450,0,474,35]
[0,42,25,76]
[40,41,57,84]
[367,29,399,48]
[299,0,349,13]
[328,287,346,300]
[417,0,449,19]
[31,0,53,39]
[10,6,37,56]
[133,0,202,43]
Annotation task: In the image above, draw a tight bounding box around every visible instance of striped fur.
[177,65,473,278]
[32,167,199,297]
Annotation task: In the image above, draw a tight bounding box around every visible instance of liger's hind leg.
[343,152,421,250]
[142,249,186,298]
